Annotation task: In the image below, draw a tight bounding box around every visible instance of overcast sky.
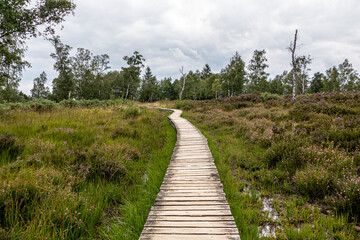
[20,0,360,94]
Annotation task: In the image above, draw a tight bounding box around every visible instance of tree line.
[27,36,360,103]
[1,1,359,103]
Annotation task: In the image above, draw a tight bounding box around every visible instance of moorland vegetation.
[0,101,176,239]
[176,91,360,239]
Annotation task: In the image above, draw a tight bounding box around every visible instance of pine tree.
[139,66,158,102]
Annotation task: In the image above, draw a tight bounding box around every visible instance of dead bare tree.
[179,66,187,100]
[288,29,298,103]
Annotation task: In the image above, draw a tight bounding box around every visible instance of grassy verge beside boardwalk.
[0,103,176,239]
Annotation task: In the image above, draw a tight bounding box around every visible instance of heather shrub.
[173,100,196,111]
[327,174,360,215]
[0,168,99,238]
[297,144,354,173]
[0,132,24,163]
[327,129,360,151]
[112,126,139,138]
[122,105,141,119]
[264,137,307,173]
[293,166,332,198]
[288,105,311,122]
[70,142,141,183]
[0,104,11,117]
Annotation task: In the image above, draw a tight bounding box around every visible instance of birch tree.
[179,66,186,100]
[288,29,298,102]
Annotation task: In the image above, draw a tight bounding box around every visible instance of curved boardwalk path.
[139,109,240,240]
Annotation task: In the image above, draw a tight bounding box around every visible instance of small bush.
[59,99,79,108]
[264,137,307,173]
[328,129,360,151]
[122,105,141,119]
[70,143,141,182]
[0,168,98,238]
[29,99,57,111]
[111,127,139,139]
[327,174,360,215]
[0,132,24,163]
[173,100,195,111]
[293,166,332,198]
[260,92,279,102]
[0,104,11,117]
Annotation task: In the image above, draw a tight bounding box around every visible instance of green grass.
[0,103,176,239]
[177,92,360,239]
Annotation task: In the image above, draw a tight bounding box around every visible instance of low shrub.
[59,99,79,108]
[264,137,307,173]
[122,105,141,119]
[0,168,99,238]
[0,104,11,117]
[28,99,57,111]
[260,92,279,102]
[173,100,196,111]
[111,126,139,139]
[328,129,360,151]
[70,142,141,183]
[293,166,332,198]
[0,132,24,163]
[327,174,360,216]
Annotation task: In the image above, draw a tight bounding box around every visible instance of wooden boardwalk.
[139,109,240,240]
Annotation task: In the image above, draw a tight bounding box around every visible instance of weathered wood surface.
[139,109,240,240]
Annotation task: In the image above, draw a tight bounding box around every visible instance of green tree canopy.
[50,36,74,101]
[31,71,49,98]
[324,66,340,92]
[201,64,212,80]
[221,52,246,96]
[338,59,359,91]
[247,49,269,93]
[139,66,158,102]
[121,51,145,100]
[309,72,325,93]
[0,0,75,99]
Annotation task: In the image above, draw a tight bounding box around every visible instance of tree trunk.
[289,29,298,103]
[179,66,186,100]
[125,83,130,100]
[302,75,305,94]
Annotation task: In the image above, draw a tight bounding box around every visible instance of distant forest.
[2,35,360,103]
[1,1,359,103]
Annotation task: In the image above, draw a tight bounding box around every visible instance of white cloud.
[19,0,360,94]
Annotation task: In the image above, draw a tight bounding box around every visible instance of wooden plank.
[159,186,223,190]
[142,227,239,234]
[140,234,240,240]
[159,189,224,193]
[154,201,228,206]
[161,182,223,186]
[151,205,230,211]
[148,209,232,216]
[144,220,237,228]
[155,196,227,202]
[157,192,225,197]
[146,215,236,221]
